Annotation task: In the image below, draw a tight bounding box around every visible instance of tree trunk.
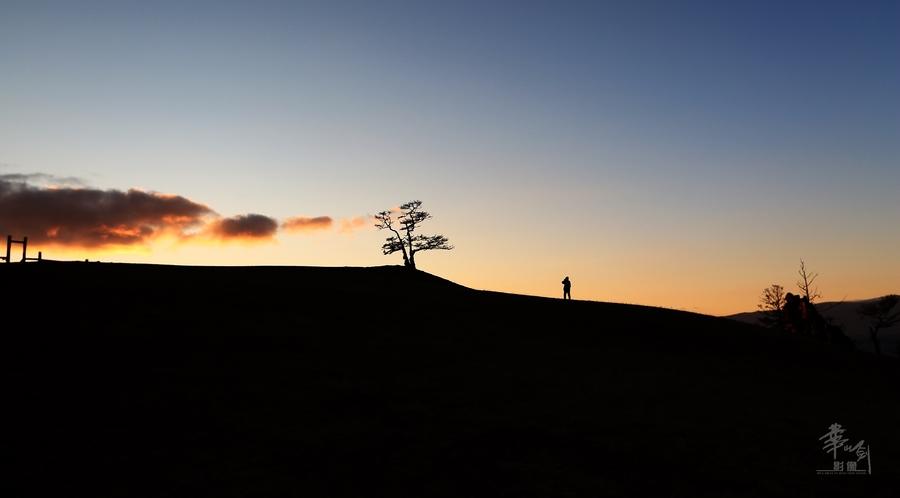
[870,327,881,356]
[398,242,410,267]
[408,251,417,270]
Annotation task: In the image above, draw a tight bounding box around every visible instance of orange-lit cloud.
[339,215,375,233]
[282,216,333,232]
[206,213,278,241]
[0,177,214,247]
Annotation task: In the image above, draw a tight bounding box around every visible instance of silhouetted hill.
[4,262,899,497]
[728,298,900,357]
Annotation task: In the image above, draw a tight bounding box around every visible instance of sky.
[1,0,898,315]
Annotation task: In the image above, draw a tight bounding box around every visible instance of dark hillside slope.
[4,262,899,497]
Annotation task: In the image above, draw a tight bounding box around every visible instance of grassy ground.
[4,262,898,497]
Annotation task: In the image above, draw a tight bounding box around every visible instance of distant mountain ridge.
[727,297,900,356]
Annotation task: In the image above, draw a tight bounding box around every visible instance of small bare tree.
[758,284,786,328]
[796,259,822,302]
[374,200,452,270]
[857,295,900,357]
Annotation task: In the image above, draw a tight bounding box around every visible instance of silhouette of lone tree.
[375,200,452,270]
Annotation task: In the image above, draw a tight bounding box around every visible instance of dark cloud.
[0,173,85,187]
[207,213,278,240]
[0,178,214,247]
[282,216,333,232]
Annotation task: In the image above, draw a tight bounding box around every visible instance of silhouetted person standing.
[562,276,571,300]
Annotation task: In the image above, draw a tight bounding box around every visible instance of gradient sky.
[1,0,898,314]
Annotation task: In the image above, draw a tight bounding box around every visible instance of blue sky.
[1,0,898,313]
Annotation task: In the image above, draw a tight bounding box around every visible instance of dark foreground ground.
[3,262,899,497]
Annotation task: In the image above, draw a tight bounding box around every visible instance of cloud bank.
[0,174,375,249]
